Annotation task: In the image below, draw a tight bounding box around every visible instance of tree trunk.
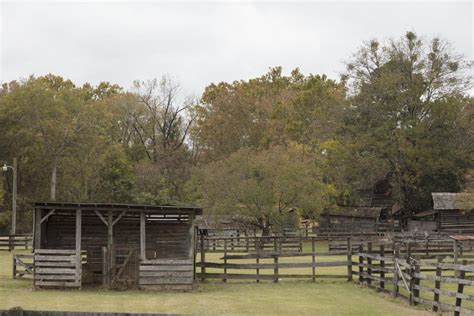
[51,158,57,201]
[262,226,271,236]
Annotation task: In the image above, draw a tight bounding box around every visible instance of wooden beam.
[75,209,82,288]
[112,211,127,227]
[40,209,55,224]
[94,210,108,226]
[140,211,146,261]
[107,211,113,289]
[34,208,42,250]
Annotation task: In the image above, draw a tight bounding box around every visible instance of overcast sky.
[0,1,472,98]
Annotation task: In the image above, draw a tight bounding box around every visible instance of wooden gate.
[102,247,139,289]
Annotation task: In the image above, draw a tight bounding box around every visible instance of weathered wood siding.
[33,249,81,288]
[139,259,194,290]
[438,210,474,234]
[319,214,377,233]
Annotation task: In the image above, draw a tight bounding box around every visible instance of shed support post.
[200,233,206,282]
[347,237,352,281]
[75,209,82,288]
[107,211,113,288]
[140,212,146,261]
[34,208,42,251]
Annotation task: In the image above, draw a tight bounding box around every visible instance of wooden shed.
[318,207,383,234]
[432,192,474,234]
[33,202,203,290]
[196,214,258,237]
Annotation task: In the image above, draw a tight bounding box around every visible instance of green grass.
[0,246,434,315]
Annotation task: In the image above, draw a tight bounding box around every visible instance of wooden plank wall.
[139,258,194,290]
[33,249,81,289]
[439,210,474,234]
[319,214,378,233]
[41,210,194,288]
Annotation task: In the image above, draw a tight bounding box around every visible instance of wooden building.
[196,215,258,237]
[33,202,202,290]
[318,207,384,235]
[432,192,474,234]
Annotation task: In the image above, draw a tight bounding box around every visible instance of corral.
[3,197,474,315]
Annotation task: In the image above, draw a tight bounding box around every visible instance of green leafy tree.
[93,145,136,203]
[192,146,323,234]
[343,32,473,211]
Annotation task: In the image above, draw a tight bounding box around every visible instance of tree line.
[1,32,472,233]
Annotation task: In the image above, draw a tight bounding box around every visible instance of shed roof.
[432,193,474,210]
[449,235,474,241]
[34,202,203,215]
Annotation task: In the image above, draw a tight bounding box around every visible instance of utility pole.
[2,158,17,235]
[12,158,17,235]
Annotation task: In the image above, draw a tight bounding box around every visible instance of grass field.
[0,246,436,315]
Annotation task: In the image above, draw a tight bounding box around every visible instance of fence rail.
[198,236,303,253]
[197,235,352,282]
[0,235,32,251]
[354,242,474,316]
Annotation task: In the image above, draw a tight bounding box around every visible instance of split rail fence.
[197,235,353,282]
[355,242,474,315]
[198,236,303,253]
[0,235,32,251]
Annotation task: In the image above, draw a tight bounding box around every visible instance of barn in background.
[33,202,202,290]
[432,192,474,234]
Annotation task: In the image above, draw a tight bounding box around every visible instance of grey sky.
[1,1,472,98]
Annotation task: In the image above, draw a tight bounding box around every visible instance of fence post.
[392,244,400,298]
[8,235,13,252]
[223,239,227,283]
[454,260,467,316]
[256,256,260,283]
[367,242,372,287]
[200,234,206,283]
[347,237,352,281]
[12,255,17,279]
[379,245,385,290]
[412,262,420,306]
[409,258,416,306]
[312,237,316,282]
[433,256,442,312]
[273,238,279,283]
[358,244,364,284]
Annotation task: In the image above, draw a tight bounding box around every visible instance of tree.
[194,67,346,161]
[0,75,126,204]
[131,76,195,162]
[343,32,473,211]
[192,146,323,234]
[93,145,135,203]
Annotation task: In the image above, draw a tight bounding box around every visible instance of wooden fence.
[12,254,34,278]
[198,236,303,253]
[197,235,352,282]
[354,242,474,315]
[0,235,32,251]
